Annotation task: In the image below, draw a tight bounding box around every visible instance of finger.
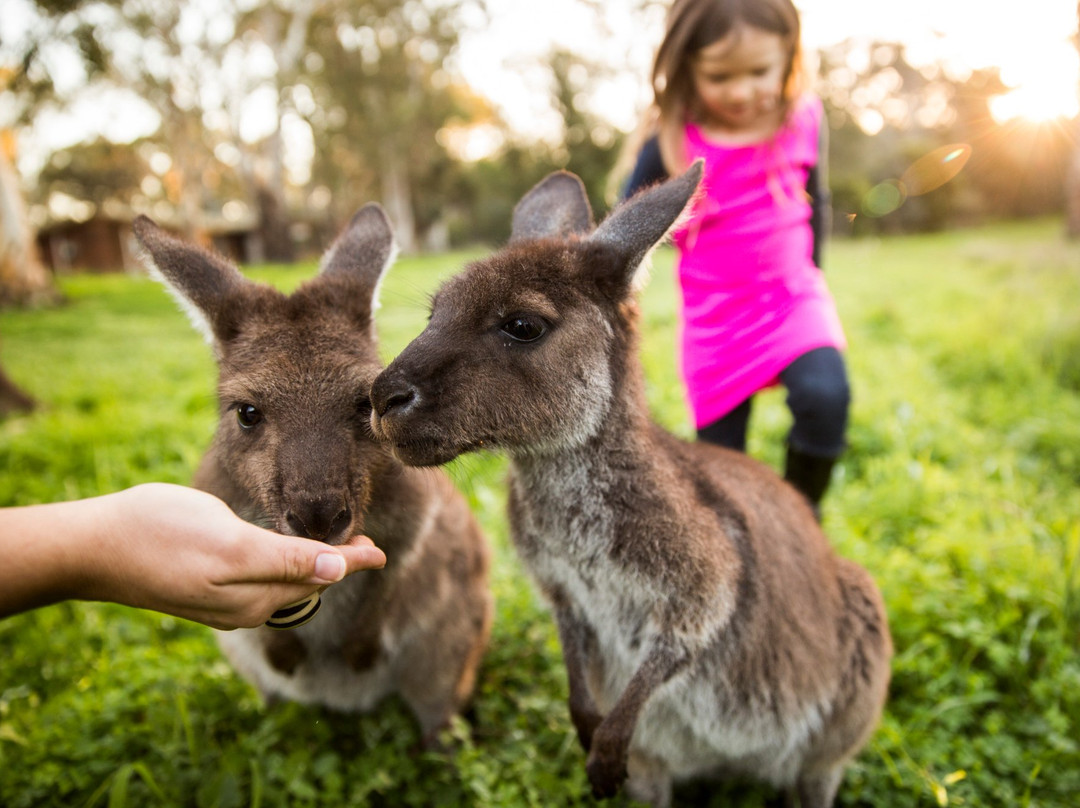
[338,538,387,572]
[343,534,378,549]
[225,531,384,586]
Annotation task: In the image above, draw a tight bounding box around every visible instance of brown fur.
[370,167,891,806]
[134,206,493,747]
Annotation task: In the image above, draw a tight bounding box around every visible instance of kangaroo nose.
[371,373,418,419]
[285,499,351,543]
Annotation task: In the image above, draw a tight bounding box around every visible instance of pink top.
[671,95,846,428]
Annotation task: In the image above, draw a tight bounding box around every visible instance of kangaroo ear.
[133,215,249,348]
[319,203,398,318]
[586,159,703,296]
[510,171,595,244]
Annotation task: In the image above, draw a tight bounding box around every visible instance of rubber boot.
[784,447,837,522]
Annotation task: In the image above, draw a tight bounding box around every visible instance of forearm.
[0,495,113,618]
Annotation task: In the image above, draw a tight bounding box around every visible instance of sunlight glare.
[990,47,1080,124]
[991,87,1079,124]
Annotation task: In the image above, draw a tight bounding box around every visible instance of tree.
[34,137,152,210]
[546,48,624,219]
[0,133,55,307]
[0,0,119,306]
[0,352,36,418]
[301,0,477,252]
[1066,1,1080,238]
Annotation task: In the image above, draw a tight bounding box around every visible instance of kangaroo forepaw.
[572,710,603,752]
[585,744,627,800]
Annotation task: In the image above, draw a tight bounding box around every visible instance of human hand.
[0,483,386,629]
[91,483,388,629]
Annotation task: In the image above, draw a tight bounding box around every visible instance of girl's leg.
[779,347,851,514]
[696,397,753,452]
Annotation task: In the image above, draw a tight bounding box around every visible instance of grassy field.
[1,219,1078,807]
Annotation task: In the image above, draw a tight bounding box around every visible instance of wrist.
[53,492,125,604]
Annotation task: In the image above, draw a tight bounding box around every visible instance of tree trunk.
[1066,144,1080,239]
[0,136,58,307]
[255,180,295,263]
[0,349,34,417]
[1068,2,1080,239]
[381,143,418,254]
[243,3,316,265]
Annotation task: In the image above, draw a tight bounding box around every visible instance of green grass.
[1,219,1079,807]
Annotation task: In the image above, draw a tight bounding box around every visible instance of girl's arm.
[621,135,670,201]
[807,118,832,269]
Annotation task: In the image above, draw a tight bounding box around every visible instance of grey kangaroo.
[369,165,892,806]
[134,206,492,746]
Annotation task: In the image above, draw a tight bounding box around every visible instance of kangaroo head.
[135,205,398,543]
[371,163,702,466]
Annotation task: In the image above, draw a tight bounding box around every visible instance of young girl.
[622,0,847,517]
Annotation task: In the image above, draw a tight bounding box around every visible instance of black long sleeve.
[622,136,669,201]
[806,121,831,269]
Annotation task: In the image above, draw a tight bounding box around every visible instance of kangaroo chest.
[508,459,814,783]
[509,462,665,667]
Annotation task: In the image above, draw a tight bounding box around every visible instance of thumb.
[310,537,386,584]
[238,533,386,585]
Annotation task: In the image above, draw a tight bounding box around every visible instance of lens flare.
[900,144,972,196]
[860,144,972,218]
[862,180,906,218]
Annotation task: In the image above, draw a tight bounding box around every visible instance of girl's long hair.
[623,0,804,179]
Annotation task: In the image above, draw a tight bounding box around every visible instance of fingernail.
[314,553,346,583]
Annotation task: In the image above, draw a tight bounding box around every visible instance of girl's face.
[690,25,788,135]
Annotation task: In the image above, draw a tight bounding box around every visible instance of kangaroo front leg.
[549,589,603,751]
[585,635,690,799]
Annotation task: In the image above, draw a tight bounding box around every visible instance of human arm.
[807,114,832,269]
[0,483,387,629]
[621,135,670,201]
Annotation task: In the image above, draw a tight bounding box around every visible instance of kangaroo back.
[135,208,492,746]
[371,166,890,805]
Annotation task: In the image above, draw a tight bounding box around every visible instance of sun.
[990,47,1080,124]
[991,86,1080,124]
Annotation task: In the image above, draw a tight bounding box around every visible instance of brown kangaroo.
[133,206,492,746]
[370,165,892,806]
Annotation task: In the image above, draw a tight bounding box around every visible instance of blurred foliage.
[36,138,152,209]
[1,219,1079,806]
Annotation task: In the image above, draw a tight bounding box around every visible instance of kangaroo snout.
[283,496,352,543]
[371,372,418,420]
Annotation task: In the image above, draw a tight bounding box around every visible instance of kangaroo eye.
[500,315,547,343]
[236,404,263,429]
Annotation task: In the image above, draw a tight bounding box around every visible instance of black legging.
[696,347,850,458]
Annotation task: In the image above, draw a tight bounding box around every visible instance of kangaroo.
[369,165,892,806]
[133,206,492,746]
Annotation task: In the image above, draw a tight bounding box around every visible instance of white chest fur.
[215,579,394,713]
